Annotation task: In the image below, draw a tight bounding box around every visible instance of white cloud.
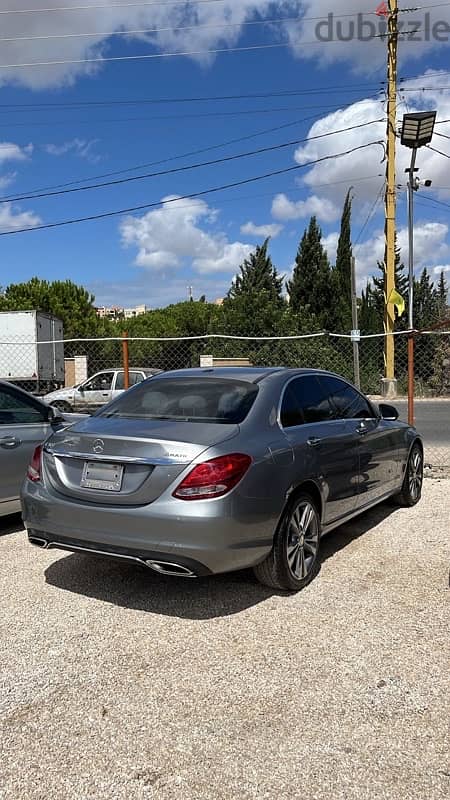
[0,1,298,90]
[322,232,340,264]
[240,221,283,238]
[353,221,450,291]
[284,1,450,73]
[0,202,41,233]
[121,195,252,275]
[278,74,450,236]
[0,172,17,191]
[44,138,100,163]
[272,192,339,223]
[0,142,32,165]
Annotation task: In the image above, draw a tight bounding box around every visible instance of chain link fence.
[1,331,449,468]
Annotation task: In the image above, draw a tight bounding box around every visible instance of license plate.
[81,461,124,492]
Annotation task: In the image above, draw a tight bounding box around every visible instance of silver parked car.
[22,368,423,592]
[0,380,84,518]
[44,367,162,413]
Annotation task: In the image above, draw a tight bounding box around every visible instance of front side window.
[98,378,258,424]
[319,376,374,420]
[82,372,114,392]
[0,387,47,425]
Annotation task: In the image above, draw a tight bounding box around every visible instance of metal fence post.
[122,331,129,390]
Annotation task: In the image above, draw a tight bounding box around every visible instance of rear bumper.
[21,480,276,576]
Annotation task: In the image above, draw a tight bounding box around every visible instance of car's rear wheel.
[394,443,423,507]
[51,400,72,413]
[254,492,321,592]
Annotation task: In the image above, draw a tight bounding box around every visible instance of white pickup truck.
[44,368,162,413]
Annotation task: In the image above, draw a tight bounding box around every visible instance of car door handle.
[307,437,322,448]
[0,435,21,448]
[356,423,368,436]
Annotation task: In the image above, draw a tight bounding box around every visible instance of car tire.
[253,492,321,592]
[394,442,423,507]
[51,401,73,413]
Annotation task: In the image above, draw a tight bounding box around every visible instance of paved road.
[393,400,450,447]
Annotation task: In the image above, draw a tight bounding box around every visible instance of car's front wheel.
[253,492,321,592]
[394,443,423,507]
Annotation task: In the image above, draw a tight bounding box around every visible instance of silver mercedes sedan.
[21,368,423,592]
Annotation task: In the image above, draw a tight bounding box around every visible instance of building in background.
[95,304,147,320]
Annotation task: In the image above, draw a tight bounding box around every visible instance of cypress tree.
[437,270,448,319]
[333,189,353,332]
[288,217,333,328]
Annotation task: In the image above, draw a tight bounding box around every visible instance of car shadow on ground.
[0,513,23,537]
[44,502,397,620]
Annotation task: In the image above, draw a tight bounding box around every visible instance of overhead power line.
[0,24,435,70]
[0,141,383,237]
[427,144,450,159]
[0,1,396,18]
[0,105,370,201]
[0,83,383,111]
[1,118,385,205]
[0,100,385,129]
[0,0,228,15]
[0,14,303,43]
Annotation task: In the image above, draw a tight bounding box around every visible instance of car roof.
[148,367,290,384]
[146,367,362,386]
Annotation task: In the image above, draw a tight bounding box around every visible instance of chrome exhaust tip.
[28,536,49,549]
[145,559,197,578]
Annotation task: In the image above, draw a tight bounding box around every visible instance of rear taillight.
[173,453,251,501]
[27,445,43,483]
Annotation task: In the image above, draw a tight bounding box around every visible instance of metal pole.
[407,149,417,426]
[383,0,398,395]
[122,331,129,390]
[351,256,361,390]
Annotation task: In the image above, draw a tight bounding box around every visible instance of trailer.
[0,311,64,393]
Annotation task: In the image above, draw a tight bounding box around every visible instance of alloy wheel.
[409,448,423,502]
[286,501,319,580]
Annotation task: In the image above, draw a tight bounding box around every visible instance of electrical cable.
[1,118,385,204]
[0,140,384,236]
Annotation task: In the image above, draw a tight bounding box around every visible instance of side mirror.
[47,405,64,424]
[379,403,399,421]
[78,385,85,394]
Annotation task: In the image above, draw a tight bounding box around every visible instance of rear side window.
[115,371,145,390]
[98,378,258,424]
[281,376,334,428]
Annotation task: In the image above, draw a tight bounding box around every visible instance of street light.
[400,111,436,426]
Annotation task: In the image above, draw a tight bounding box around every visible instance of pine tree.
[333,189,353,332]
[288,217,333,329]
[228,238,284,305]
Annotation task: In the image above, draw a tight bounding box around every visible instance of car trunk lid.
[43,417,239,505]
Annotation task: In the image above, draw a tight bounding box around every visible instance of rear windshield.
[98,377,258,424]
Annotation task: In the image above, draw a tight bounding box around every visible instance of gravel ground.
[0,480,449,800]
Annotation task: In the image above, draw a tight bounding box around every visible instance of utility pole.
[351,256,361,390]
[382,0,399,398]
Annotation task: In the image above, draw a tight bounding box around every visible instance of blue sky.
[1,0,450,308]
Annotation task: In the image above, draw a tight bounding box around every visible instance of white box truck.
[0,311,64,392]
